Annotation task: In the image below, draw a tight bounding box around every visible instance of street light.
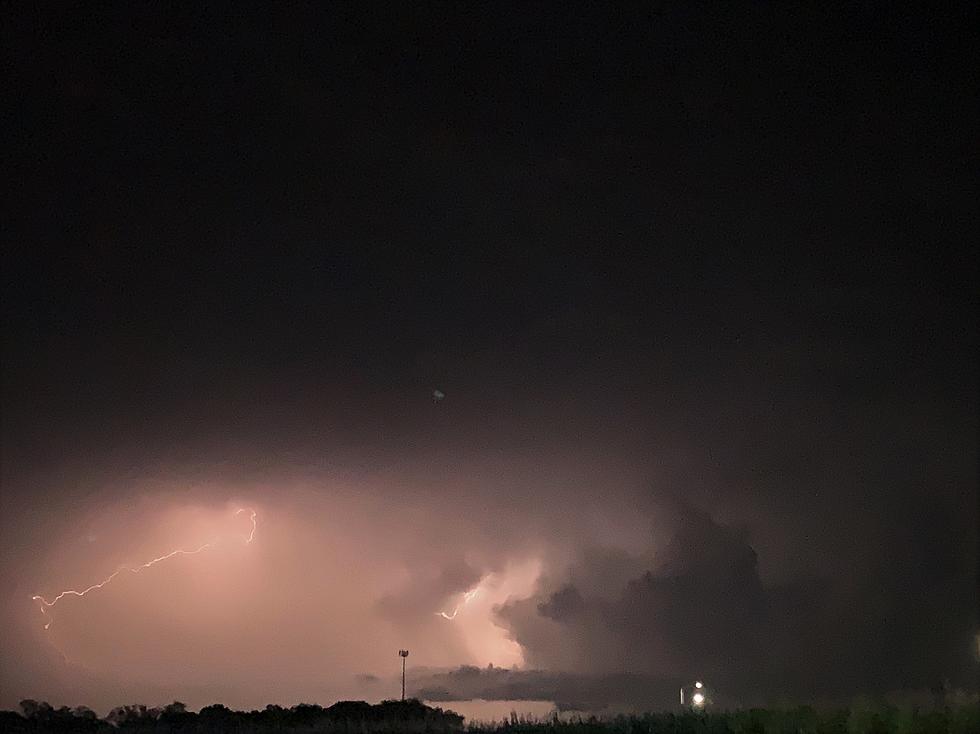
[681,680,708,710]
[398,650,409,700]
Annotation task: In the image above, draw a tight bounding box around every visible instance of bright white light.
[692,693,705,706]
[695,681,703,689]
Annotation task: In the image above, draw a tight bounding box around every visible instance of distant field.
[434,699,556,723]
[466,705,980,733]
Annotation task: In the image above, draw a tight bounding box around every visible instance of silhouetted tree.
[4,699,974,734]
[0,710,27,733]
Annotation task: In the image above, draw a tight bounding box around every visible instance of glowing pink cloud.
[32,508,258,630]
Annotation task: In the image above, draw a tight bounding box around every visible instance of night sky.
[2,2,977,712]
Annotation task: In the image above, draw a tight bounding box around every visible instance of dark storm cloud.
[498,496,774,680]
[412,666,679,712]
[496,482,976,701]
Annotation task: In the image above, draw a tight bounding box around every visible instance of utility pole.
[398,650,409,700]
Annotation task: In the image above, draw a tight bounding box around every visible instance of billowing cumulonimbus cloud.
[494,491,976,703]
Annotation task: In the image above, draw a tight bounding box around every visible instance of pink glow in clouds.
[32,508,258,630]
[0,460,637,712]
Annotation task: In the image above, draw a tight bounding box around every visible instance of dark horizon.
[2,2,977,713]
[5,696,975,734]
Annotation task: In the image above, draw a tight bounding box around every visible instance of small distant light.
[694,681,703,689]
[692,693,705,706]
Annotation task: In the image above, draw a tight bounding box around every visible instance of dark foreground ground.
[1,699,978,733]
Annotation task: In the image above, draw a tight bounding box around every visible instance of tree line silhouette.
[1,698,463,733]
[1,698,978,733]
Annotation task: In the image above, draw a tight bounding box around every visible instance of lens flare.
[32,508,257,630]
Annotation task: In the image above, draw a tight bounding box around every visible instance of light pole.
[398,650,409,700]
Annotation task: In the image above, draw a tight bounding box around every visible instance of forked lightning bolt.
[32,543,215,629]
[236,507,257,543]
[32,508,257,630]
[436,587,480,620]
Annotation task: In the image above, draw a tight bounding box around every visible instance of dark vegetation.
[2,700,978,734]
[0,699,462,733]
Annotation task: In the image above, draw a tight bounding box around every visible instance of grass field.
[466,705,980,734]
